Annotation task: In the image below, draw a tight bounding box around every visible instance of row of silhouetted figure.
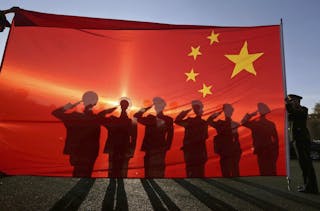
[52,91,279,178]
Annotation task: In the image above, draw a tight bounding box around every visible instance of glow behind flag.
[0,9,285,178]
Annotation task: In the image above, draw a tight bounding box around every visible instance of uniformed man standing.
[286,94,318,193]
[134,97,174,178]
[100,98,137,178]
[175,100,208,177]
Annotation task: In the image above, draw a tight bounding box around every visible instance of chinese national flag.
[0,9,286,178]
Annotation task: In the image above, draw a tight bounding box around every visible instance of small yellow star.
[225,41,264,78]
[185,69,199,82]
[198,83,213,98]
[188,46,202,60]
[207,30,220,45]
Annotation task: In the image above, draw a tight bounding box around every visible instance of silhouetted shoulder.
[162,115,173,123]
[146,114,156,118]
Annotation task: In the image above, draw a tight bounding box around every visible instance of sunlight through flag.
[0,9,285,178]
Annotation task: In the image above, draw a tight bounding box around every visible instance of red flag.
[0,9,286,178]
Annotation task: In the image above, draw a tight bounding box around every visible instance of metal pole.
[280,19,291,191]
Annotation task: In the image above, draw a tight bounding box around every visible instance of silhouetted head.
[153,97,166,114]
[191,100,203,116]
[82,91,98,108]
[257,103,271,115]
[120,99,129,111]
[223,104,234,118]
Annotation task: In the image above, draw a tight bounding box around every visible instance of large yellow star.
[207,30,220,45]
[188,46,202,60]
[185,69,199,82]
[198,83,212,97]
[225,41,264,78]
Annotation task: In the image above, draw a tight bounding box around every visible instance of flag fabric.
[0,9,286,178]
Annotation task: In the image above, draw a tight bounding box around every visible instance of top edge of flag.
[13,8,280,30]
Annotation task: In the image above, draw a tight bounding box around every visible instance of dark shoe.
[297,185,306,192]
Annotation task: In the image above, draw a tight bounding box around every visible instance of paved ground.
[0,160,320,211]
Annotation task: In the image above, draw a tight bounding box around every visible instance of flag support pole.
[280,19,291,191]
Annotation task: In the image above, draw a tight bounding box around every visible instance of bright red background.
[0,9,286,178]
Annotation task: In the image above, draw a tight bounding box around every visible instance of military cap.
[287,94,303,100]
[257,102,271,115]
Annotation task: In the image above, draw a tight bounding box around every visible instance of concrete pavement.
[0,160,319,210]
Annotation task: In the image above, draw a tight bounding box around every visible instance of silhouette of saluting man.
[175,100,208,178]
[134,97,174,178]
[207,104,242,177]
[286,94,318,193]
[52,91,111,177]
[241,103,279,176]
[99,98,137,178]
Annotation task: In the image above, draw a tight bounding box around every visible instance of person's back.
[175,100,208,177]
[243,117,277,153]
[101,98,137,178]
[139,114,173,151]
[51,91,101,177]
[134,97,173,178]
[104,115,133,154]
[182,116,207,146]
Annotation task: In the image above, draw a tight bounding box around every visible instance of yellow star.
[207,30,220,45]
[188,46,202,60]
[225,41,264,78]
[185,69,199,82]
[198,83,212,98]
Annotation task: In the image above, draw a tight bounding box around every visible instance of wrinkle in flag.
[0,9,286,178]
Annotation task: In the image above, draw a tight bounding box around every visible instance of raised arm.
[133,106,153,125]
[174,109,191,127]
[97,107,117,117]
[52,101,81,119]
[240,111,257,125]
[206,111,222,127]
